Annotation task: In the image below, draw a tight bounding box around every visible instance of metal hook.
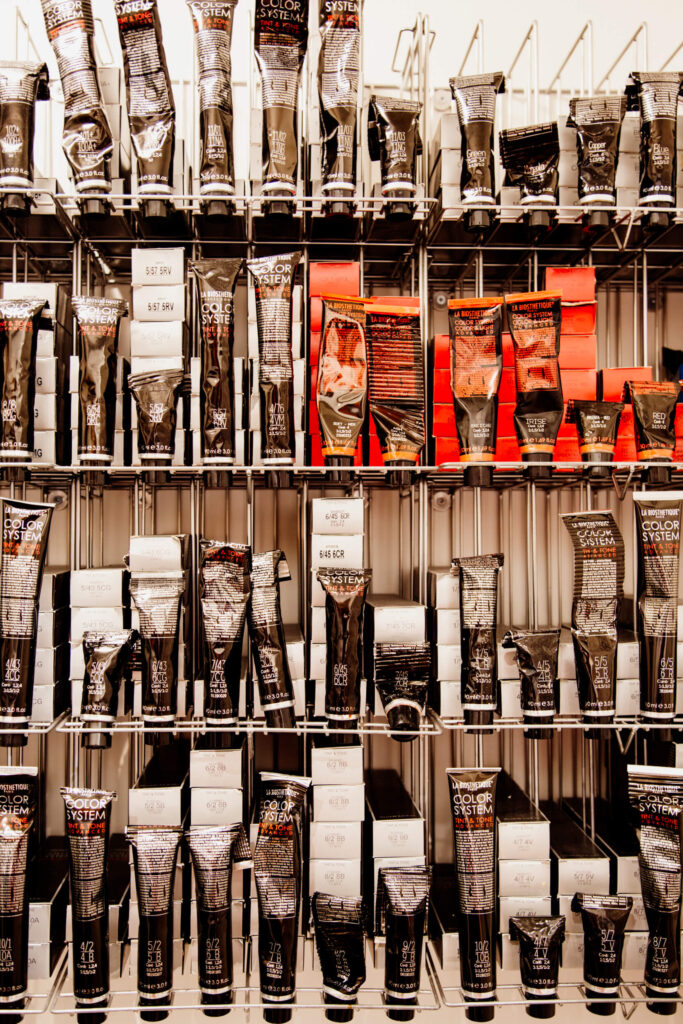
[611,466,635,502]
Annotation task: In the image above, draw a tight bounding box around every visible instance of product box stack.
[600,365,652,463]
[27,838,69,981]
[616,108,641,209]
[428,108,503,224]
[365,592,429,719]
[556,118,578,217]
[189,355,247,467]
[1,281,71,466]
[33,570,70,726]
[66,834,130,983]
[97,67,131,199]
[498,627,573,720]
[68,568,130,723]
[426,566,462,720]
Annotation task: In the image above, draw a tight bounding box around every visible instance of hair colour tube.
[199,540,251,725]
[126,826,182,1020]
[0,768,37,829]
[186,824,252,1013]
[502,630,560,737]
[254,0,309,196]
[317,297,367,465]
[366,305,425,467]
[0,62,49,194]
[447,768,500,1020]
[509,916,565,1018]
[567,97,626,207]
[318,0,360,200]
[129,572,186,725]
[448,298,503,464]
[191,258,242,464]
[311,893,366,1023]
[0,816,31,1013]
[451,555,503,727]
[186,0,238,199]
[61,788,116,1018]
[633,492,683,722]
[505,291,563,466]
[0,298,46,461]
[561,511,624,725]
[565,400,624,466]
[247,252,301,465]
[624,381,680,463]
[128,370,186,463]
[81,630,138,748]
[571,894,632,1014]
[630,73,683,208]
[115,0,176,197]
[248,551,295,729]
[316,569,371,727]
[499,123,559,207]
[368,96,422,201]
[449,73,505,207]
[73,297,128,465]
[0,499,54,742]
[377,867,430,1022]
[254,773,311,1023]
[40,0,113,196]
[374,643,431,741]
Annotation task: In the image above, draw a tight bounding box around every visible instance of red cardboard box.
[615,435,637,461]
[309,262,361,297]
[369,295,421,308]
[545,267,596,302]
[554,438,581,463]
[434,438,461,464]
[491,332,596,369]
[433,404,456,436]
[561,370,597,400]
[561,301,597,335]
[368,433,382,466]
[494,437,520,462]
[310,299,323,332]
[433,369,452,403]
[433,334,449,370]
[309,431,363,467]
[600,367,653,400]
[310,330,321,363]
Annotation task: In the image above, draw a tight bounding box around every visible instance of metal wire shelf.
[0,949,69,1017]
[438,715,683,734]
[435,978,680,1016]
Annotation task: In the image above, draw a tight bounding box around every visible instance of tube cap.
[524,458,553,481]
[465,709,493,729]
[201,988,233,1016]
[265,705,296,731]
[526,209,551,233]
[465,1001,495,1022]
[264,198,294,218]
[644,210,672,232]
[1,192,30,216]
[263,1006,292,1024]
[203,199,235,219]
[140,199,170,220]
[524,724,553,741]
[77,998,108,1024]
[646,464,672,486]
[324,198,355,219]
[585,209,612,231]
[79,197,108,217]
[386,995,416,1022]
[526,998,555,1019]
[324,994,356,1022]
[645,990,678,1015]
[464,464,493,488]
[82,730,112,750]
[0,729,27,748]
[465,208,493,233]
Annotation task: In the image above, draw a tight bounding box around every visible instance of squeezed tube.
[502,629,560,738]
[446,769,500,1021]
[509,916,565,1018]
[505,290,563,468]
[254,0,309,196]
[311,893,366,1023]
[374,643,431,741]
[40,0,113,196]
[247,551,296,729]
[115,0,176,197]
[73,297,128,465]
[190,259,242,464]
[630,73,683,209]
[448,298,503,464]
[367,96,422,202]
[186,824,252,1015]
[129,572,186,726]
[128,370,186,463]
[186,1,238,200]
[247,252,301,465]
[0,62,49,195]
[565,400,624,467]
[318,0,361,201]
[317,297,367,466]
[81,630,138,749]
[61,788,116,1020]
[366,305,425,467]
[377,866,430,1023]
[561,511,625,726]
[499,123,560,207]
[567,97,626,208]
[451,556,503,727]
[449,74,505,207]
[633,492,683,723]
[0,299,46,461]
[571,894,632,1015]
[126,826,182,1021]
[316,569,371,727]
[0,817,31,1014]
[0,499,54,743]
[624,381,680,463]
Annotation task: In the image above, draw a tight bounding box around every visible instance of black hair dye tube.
[247,252,301,465]
[311,893,366,1023]
[186,824,252,1015]
[0,817,31,1016]
[128,370,186,463]
[316,569,371,728]
[446,768,500,1021]
[186,0,238,201]
[0,299,46,461]
[40,0,113,197]
[367,96,422,203]
[624,382,680,464]
[248,551,296,729]
[377,866,431,1023]
[129,572,186,726]
[567,97,626,208]
[630,73,683,209]
[571,894,632,1015]
[561,511,624,727]
[318,0,360,202]
[254,773,311,1024]
[501,630,560,738]
[254,0,309,196]
[0,62,49,196]
[0,499,54,744]
[115,0,176,198]
[61,787,116,1021]
[81,630,138,749]
[499,123,559,208]
[448,298,503,465]
[565,401,624,467]
[126,826,182,1022]
[509,916,565,1018]
[374,642,431,741]
[72,297,128,465]
[451,556,503,727]
[199,541,250,725]
[190,259,242,464]
[0,765,37,871]
[317,297,367,465]
[449,73,505,207]
[633,492,683,723]
[366,305,425,467]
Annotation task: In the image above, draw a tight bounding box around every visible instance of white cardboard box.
[310,534,364,570]
[310,821,362,860]
[190,787,244,826]
[132,285,186,322]
[311,498,365,535]
[308,859,362,898]
[311,744,364,785]
[131,248,185,286]
[313,784,365,822]
[498,860,551,898]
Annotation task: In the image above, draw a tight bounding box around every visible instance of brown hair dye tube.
[0,62,49,197]
[374,642,431,741]
[128,370,186,463]
[317,296,367,466]
[318,0,360,203]
[630,73,683,209]
[502,629,560,738]
[73,297,128,465]
[565,400,623,468]
[448,297,503,466]
[311,893,366,1023]
[199,540,251,725]
[367,96,422,204]
[129,572,186,726]
[567,97,626,208]
[377,866,431,1022]
[624,381,680,463]
[499,123,560,207]
[451,555,503,727]
[316,568,371,727]
[366,304,425,467]
[248,551,296,729]
[449,73,505,207]
[0,298,46,461]
[571,894,632,1015]
[509,916,565,1018]
[81,630,138,749]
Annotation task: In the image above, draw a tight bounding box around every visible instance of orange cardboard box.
[433,404,457,436]
[600,367,653,400]
[545,267,596,302]
[561,301,597,334]
[309,262,361,297]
